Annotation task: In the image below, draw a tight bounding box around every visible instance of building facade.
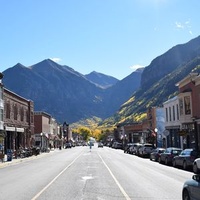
[176,73,200,151]
[163,96,182,148]
[4,88,34,154]
[34,111,61,150]
[0,73,4,159]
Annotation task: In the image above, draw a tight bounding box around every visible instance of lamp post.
[40,133,43,152]
[154,128,158,148]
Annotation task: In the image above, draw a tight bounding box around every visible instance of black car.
[65,142,72,148]
[159,147,182,165]
[173,149,199,170]
[150,148,165,162]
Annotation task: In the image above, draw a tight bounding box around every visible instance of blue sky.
[0,0,200,80]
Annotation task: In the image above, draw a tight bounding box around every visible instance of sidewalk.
[0,150,57,169]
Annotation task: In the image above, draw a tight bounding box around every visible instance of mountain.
[2,59,141,123]
[109,36,200,124]
[103,68,144,115]
[85,71,119,88]
[4,35,200,126]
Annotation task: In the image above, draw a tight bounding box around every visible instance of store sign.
[16,128,24,132]
[5,126,15,131]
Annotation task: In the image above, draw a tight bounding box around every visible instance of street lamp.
[154,128,158,148]
[40,133,43,151]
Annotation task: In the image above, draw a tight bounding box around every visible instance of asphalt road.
[0,144,193,200]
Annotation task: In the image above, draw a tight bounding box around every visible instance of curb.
[0,150,57,168]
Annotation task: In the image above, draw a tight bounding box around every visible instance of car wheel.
[150,155,152,161]
[193,163,200,174]
[183,161,187,170]
[165,158,168,165]
[158,157,161,163]
[182,189,190,200]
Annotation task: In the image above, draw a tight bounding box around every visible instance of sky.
[0,0,200,80]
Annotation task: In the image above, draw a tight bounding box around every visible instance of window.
[184,96,191,115]
[26,110,29,122]
[165,108,168,122]
[0,109,3,121]
[176,104,179,120]
[173,105,175,121]
[14,104,18,120]
[169,107,172,121]
[6,102,10,119]
[0,87,3,99]
[20,107,24,121]
[179,98,183,115]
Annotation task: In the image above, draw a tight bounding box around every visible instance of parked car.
[159,147,182,165]
[129,143,142,155]
[112,142,123,149]
[98,142,103,148]
[65,142,72,148]
[124,143,134,153]
[172,149,199,170]
[182,174,200,200]
[150,148,165,162]
[138,143,155,157]
[193,158,200,174]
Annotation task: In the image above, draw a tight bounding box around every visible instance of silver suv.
[138,143,155,157]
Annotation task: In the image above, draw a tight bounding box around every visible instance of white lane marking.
[98,153,131,200]
[31,152,83,200]
[82,176,94,180]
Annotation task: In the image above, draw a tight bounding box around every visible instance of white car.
[193,158,200,174]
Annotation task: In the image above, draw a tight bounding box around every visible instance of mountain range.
[2,59,143,124]
[2,35,200,126]
[108,35,200,125]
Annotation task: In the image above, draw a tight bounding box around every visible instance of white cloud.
[175,20,192,35]
[50,58,61,63]
[175,22,184,29]
[130,64,144,71]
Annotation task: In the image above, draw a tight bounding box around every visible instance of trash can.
[7,149,13,161]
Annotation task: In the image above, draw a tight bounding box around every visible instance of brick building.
[34,111,61,150]
[4,88,34,153]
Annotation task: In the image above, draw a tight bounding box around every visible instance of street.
[0,144,193,200]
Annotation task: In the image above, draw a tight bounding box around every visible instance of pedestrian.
[89,140,92,152]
